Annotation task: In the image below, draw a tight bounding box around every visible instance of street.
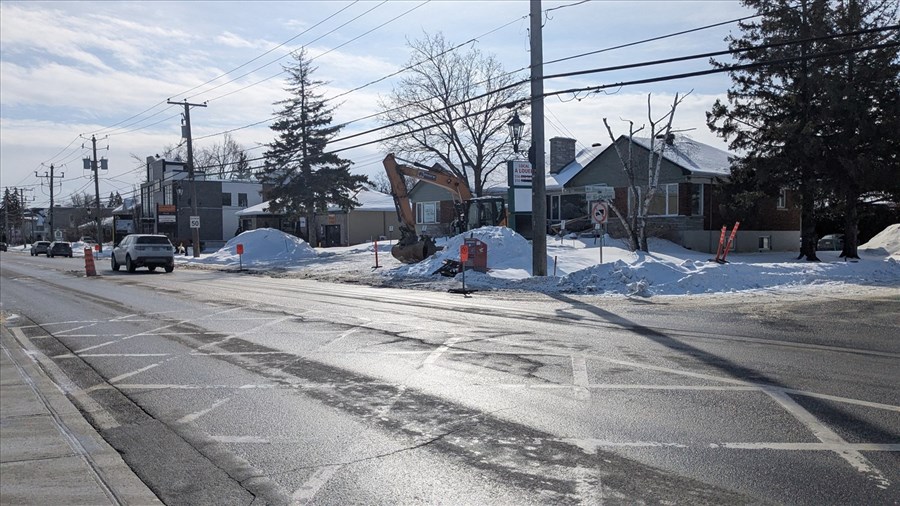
[1,253,898,505]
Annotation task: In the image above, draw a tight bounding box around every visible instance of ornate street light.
[507,111,525,154]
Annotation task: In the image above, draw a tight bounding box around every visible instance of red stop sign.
[459,244,469,262]
[236,243,244,255]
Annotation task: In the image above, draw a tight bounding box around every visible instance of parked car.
[111,234,175,273]
[817,233,845,251]
[30,241,51,256]
[48,241,73,258]
[0,242,7,252]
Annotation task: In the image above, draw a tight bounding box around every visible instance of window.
[690,184,703,216]
[416,202,438,224]
[632,184,679,216]
[222,193,232,206]
[777,188,787,209]
[164,185,174,205]
[238,193,248,207]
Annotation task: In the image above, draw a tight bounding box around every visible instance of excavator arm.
[383,153,476,263]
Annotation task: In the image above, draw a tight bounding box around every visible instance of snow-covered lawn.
[180,225,900,298]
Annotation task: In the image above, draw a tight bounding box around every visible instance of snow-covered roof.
[546,145,605,190]
[631,136,733,178]
[236,200,274,217]
[238,189,396,217]
[327,188,395,212]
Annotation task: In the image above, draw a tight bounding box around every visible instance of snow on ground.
[175,226,900,298]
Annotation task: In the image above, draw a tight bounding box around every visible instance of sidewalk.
[1,320,162,505]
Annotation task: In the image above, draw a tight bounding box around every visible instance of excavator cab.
[464,197,507,232]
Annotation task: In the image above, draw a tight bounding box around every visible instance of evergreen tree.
[708,0,832,261]
[819,0,900,258]
[260,48,367,246]
[106,191,124,208]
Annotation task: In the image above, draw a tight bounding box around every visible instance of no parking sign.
[591,201,608,224]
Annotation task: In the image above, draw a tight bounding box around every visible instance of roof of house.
[237,188,396,217]
[546,145,606,190]
[630,136,733,178]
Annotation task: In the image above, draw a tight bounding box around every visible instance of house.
[406,180,465,237]
[236,188,402,248]
[139,156,264,250]
[546,135,801,253]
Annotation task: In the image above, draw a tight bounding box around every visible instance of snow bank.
[860,223,900,257]
[394,227,533,277]
[195,228,316,266]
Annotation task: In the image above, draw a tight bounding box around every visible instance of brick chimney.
[549,137,576,174]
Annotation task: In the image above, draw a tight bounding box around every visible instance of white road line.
[118,383,280,390]
[716,442,900,451]
[197,315,294,351]
[490,383,759,392]
[55,323,98,335]
[782,388,900,413]
[108,364,159,384]
[9,327,119,430]
[572,356,589,387]
[177,396,232,424]
[54,353,171,358]
[562,439,689,453]
[291,465,341,505]
[423,336,464,366]
[209,435,269,444]
[764,388,891,489]
[317,328,360,351]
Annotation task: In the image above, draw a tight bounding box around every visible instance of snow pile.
[196,228,317,267]
[860,223,900,257]
[394,227,534,278]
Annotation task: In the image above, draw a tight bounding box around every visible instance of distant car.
[111,234,175,273]
[817,234,845,251]
[48,241,73,258]
[0,242,7,252]
[31,241,51,256]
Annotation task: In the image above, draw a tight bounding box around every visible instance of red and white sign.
[591,201,608,224]
[511,161,533,186]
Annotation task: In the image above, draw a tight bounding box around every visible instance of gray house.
[546,135,801,253]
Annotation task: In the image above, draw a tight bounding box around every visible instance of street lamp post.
[507,111,525,155]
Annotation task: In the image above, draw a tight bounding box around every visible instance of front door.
[323,224,341,247]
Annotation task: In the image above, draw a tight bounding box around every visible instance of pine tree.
[260,48,368,246]
[707,0,832,261]
[819,0,900,258]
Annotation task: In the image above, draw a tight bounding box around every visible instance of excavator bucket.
[391,238,439,264]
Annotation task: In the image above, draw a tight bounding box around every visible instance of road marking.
[571,357,589,387]
[9,327,119,430]
[108,364,159,384]
[198,315,294,351]
[177,396,232,424]
[209,435,269,444]
[764,388,891,489]
[54,353,171,358]
[422,336,464,366]
[781,388,900,413]
[715,442,900,451]
[291,465,341,505]
[317,328,360,351]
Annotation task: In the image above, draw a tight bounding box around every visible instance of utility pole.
[35,164,64,241]
[82,135,107,251]
[168,99,207,257]
[530,0,547,276]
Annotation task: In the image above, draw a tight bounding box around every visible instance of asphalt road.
[1,252,898,505]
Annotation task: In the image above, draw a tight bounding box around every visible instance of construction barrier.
[84,248,97,277]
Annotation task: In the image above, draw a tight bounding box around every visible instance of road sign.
[585,185,615,201]
[591,201,608,224]
[189,216,200,229]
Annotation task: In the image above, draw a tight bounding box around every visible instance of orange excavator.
[383,153,506,263]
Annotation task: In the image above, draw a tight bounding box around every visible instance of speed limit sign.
[189,216,201,229]
[591,201,608,224]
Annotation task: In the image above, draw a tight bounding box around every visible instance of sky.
[1,0,754,210]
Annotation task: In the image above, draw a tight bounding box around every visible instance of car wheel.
[126,255,136,273]
[111,255,120,271]
[148,266,157,272]
[164,265,174,273]
[49,253,54,258]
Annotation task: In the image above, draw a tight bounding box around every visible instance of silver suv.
[112,234,175,273]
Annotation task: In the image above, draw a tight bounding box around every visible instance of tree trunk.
[307,210,318,247]
[840,185,860,259]
[798,168,820,261]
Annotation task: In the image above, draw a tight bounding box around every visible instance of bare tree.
[196,133,249,179]
[379,32,527,196]
[602,92,689,252]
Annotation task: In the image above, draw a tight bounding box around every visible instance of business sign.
[510,161,533,186]
[585,184,615,201]
[158,215,176,223]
